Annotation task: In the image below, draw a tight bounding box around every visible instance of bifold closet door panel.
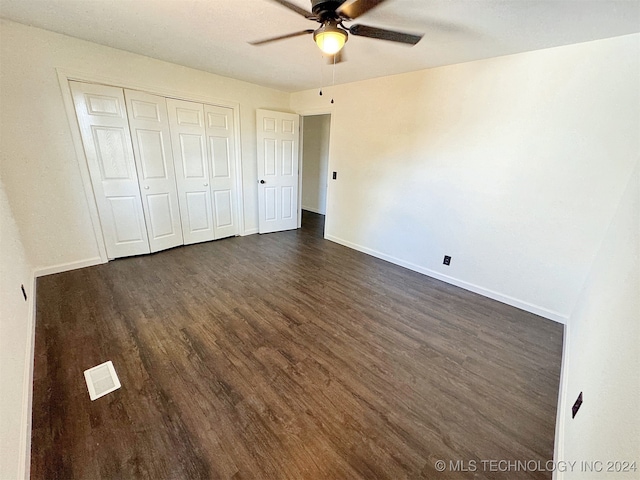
[166,98,215,245]
[204,104,239,240]
[124,90,184,253]
[70,81,150,259]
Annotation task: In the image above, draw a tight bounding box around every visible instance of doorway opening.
[299,113,331,236]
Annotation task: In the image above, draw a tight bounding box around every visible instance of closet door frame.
[57,68,245,265]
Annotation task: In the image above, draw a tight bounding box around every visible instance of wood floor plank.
[32,211,563,479]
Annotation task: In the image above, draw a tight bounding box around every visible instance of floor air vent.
[84,361,121,401]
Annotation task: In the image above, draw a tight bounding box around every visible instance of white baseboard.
[34,257,104,277]
[17,273,37,479]
[242,228,258,236]
[553,323,570,480]
[324,234,569,324]
[302,206,325,215]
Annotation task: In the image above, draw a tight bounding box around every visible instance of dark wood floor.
[32,211,563,480]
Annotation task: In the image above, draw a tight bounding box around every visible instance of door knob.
[204,183,209,186]
[144,186,149,189]
[260,180,266,184]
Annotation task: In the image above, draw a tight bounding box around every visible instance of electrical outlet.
[21,284,27,301]
[443,255,451,266]
[572,392,583,418]
[332,171,337,180]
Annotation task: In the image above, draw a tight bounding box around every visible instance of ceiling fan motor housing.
[311,0,345,20]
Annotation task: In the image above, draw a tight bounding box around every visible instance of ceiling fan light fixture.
[314,22,347,55]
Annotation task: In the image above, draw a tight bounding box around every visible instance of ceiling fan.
[250,0,423,59]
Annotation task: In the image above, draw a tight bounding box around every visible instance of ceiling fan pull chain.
[331,52,336,105]
[319,50,326,97]
[332,55,336,84]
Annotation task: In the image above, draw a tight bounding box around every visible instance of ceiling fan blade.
[337,0,389,20]
[249,29,315,46]
[269,0,317,20]
[349,24,423,45]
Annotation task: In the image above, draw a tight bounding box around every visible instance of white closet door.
[124,90,184,252]
[70,81,150,259]
[205,105,238,240]
[167,98,215,245]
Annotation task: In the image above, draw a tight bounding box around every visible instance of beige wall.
[0,178,34,479]
[0,19,290,272]
[558,161,639,479]
[291,34,639,322]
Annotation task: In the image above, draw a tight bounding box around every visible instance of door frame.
[296,108,333,231]
[57,68,246,264]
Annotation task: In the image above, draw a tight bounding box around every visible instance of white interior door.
[167,98,215,245]
[124,89,184,252]
[256,109,300,234]
[205,104,238,240]
[70,81,150,259]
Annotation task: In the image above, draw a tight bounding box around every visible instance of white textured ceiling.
[1,0,639,92]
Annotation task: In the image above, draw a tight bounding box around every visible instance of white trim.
[294,107,334,116]
[297,116,304,229]
[231,102,246,237]
[242,228,259,236]
[553,322,570,480]
[55,68,247,262]
[325,234,569,324]
[34,257,104,278]
[302,206,325,215]
[18,273,37,480]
